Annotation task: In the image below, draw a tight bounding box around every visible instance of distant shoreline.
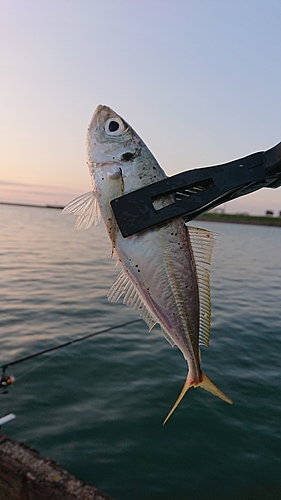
[197,212,281,227]
[1,201,280,227]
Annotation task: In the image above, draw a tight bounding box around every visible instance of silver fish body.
[64,105,233,422]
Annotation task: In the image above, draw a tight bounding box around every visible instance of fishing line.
[0,319,142,392]
[15,352,56,384]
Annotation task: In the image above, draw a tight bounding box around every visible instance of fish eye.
[105,117,126,136]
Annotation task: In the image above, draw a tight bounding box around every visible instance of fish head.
[87,105,140,165]
[86,105,166,196]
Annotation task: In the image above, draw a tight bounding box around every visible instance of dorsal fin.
[187,225,216,347]
[62,191,100,229]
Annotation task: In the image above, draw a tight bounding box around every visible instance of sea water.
[0,204,281,500]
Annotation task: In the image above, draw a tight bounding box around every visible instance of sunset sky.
[1,0,280,214]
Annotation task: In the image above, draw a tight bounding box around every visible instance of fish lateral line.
[163,371,233,425]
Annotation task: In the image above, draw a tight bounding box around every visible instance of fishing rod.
[0,319,141,393]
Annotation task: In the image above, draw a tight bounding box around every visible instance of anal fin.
[108,270,158,332]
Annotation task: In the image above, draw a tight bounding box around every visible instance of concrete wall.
[0,433,115,500]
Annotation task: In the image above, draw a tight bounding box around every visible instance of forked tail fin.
[163,371,233,425]
[199,372,233,405]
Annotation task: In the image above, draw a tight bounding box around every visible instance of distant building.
[211,207,225,214]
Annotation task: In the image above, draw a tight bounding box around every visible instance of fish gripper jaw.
[111,141,281,237]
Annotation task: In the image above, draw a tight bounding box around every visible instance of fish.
[63,105,233,423]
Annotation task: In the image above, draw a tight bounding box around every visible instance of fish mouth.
[87,105,138,164]
[89,105,124,135]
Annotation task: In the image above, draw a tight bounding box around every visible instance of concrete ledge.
[0,433,116,500]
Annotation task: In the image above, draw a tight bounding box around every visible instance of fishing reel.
[0,370,15,394]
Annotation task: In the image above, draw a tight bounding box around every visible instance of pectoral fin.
[62,191,100,229]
